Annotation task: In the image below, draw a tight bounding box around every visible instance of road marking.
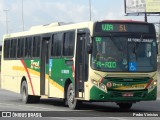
[53,117,128,120]
[69,112,101,117]
[108,117,128,120]
[0,102,93,112]
[0,105,26,110]
[134,104,160,109]
[53,117,74,120]
[54,117,128,120]
[0,102,67,111]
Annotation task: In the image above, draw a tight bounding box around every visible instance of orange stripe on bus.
[12,66,63,93]
[20,60,35,95]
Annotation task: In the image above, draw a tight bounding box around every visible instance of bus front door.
[40,36,50,96]
[75,30,89,98]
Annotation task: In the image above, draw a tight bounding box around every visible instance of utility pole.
[22,0,24,31]
[3,9,9,34]
[154,21,160,42]
[89,0,92,21]
[159,20,160,43]
[154,21,160,54]
[144,13,147,22]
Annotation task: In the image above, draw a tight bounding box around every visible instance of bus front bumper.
[90,86,157,102]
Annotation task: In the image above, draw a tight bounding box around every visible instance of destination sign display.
[94,22,154,33]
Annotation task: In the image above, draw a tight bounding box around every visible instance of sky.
[0,0,160,45]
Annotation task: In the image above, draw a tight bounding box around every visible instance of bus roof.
[101,20,146,23]
[3,20,151,39]
[3,21,94,38]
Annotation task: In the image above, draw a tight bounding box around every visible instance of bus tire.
[21,81,40,103]
[21,81,30,103]
[117,103,133,110]
[67,83,81,109]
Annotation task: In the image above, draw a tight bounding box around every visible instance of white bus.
[1,20,157,110]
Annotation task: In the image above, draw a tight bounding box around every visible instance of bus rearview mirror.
[87,43,92,54]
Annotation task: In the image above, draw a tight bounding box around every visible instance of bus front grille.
[110,90,147,98]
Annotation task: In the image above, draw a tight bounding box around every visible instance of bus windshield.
[91,36,157,72]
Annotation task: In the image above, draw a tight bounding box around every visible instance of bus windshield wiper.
[132,35,144,61]
[136,35,144,49]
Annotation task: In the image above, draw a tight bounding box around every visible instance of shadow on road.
[39,98,156,112]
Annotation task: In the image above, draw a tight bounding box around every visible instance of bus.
[1,20,157,110]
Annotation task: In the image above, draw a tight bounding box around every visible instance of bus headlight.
[92,79,98,86]
[99,83,106,90]
[154,81,157,85]
[148,81,157,89]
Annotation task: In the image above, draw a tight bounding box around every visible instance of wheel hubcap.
[69,89,74,103]
[22,88,26,101]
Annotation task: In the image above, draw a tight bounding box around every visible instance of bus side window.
[63,31,75,57]
[10,39,17,59]
[33,36,41,58]
[25,37,32,58]
[4,39,11,59]
[17,38,25,58]
[51,35,54,57]
[52,33,63,57]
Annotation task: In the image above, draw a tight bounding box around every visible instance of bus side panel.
[48,59,64,98]
[1,60,18,93]
[49,81,64,98]
[17,59,41,96]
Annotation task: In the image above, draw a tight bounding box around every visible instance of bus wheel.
[21,81,31,103]
[67,83,81,109]
[117,103,133,110]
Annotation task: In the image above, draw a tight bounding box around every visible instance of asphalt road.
[0,88,160,120]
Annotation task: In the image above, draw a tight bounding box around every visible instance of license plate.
[122,93,133,97]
